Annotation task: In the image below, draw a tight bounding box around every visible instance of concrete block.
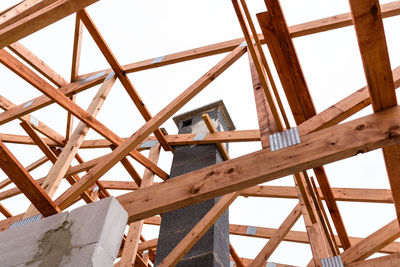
[0,212,69,266]
[60,243,114,267]
[67,197,128,258]
[0,197,127,267]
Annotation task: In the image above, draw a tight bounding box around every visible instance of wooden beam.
[19,121,94,214]
[140,219,400,255]
[346,253,400,267]
[0,141,59,216]
[26,75,116,213]
[120,145,161,267]
[202,114,230,160]
[53,45,247,210]
[0,50,168,180]
[341,219,400,264]
[259,0,351,249]
[115,105,400,223]
[158,192,239,266]
[0,95,65,145]
[78,9,172,151]
[70,1,400,78]
[349,0,400,227]
[0,0,100,48]
[70,13,83,81]
[0,71,108,127]
[250,204,301,266]
[0,202,12,218]
[248,53,279,148]
[8,42,68,87]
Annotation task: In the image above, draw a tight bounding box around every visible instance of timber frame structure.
[0,0,400,266]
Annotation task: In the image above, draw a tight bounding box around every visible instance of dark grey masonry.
[155,101,235,267]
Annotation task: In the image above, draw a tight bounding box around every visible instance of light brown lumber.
[78,9,172,152]
[0,156,48,191]
[8,42,68,87]
[345,253,400,267]
[232,0,283,129]
[0,70,108,127]
[158,192,239,266]
[202,114,229,160]
[248,53,279,148]
[295,174,331,266]
[0,0,42,25]
[19,121,94,215]
[250,204,301,266]
[349,0,400,227]
[0,141,59,216]
[259,1,351,249]
[115,105,400,223]
[230,243,245,267]
[0,95,65,145]
[120,145,161,267]
[102,181,395,204]
[341,219,400,264]
[70,13,83,81]
[0,203,12,218]
[69,1,400,78]
[25,75,116,217]
[0,0,100,49]
[54,45,247,210]
[0,49,168,180]
[138,222,400,255]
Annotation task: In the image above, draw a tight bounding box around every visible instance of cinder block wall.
[155,101,234,267]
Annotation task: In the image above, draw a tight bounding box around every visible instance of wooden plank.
[19,121,94,216]
[248,53,279,148]
[349,0,400,228]
[341,219,400,264]
[53,45,247,210]
[0,203,12,218]
[8,42,68,87]
[230,243,245,267]
[0,0,100,49]
[140,219,400,254]
[202,114,230,160]
[120,145,161,267]
[0,141,59,216]
[69,1,400,78]
[0,95,65,145]
[158,192,239,266]
[232,0,283,128]
[0,0,42,25]
[346,253,400,267]
[115,105,400,223]
[295,174,331,265]
[0,50,168,180]
[29,75,116,205]
[250,204,301,266]
[70,13,83,81]
[78,9,172,151]
[0,70,108,127]
[259,1,351,249]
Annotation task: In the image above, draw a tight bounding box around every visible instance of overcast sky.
[1,0,400,265]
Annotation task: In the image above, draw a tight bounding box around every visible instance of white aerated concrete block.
[0,197,128,267]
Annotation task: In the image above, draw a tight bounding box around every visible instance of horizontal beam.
[76,1,400,79]
[0,0,100,48]
[141,217,400,254]
[117,105,400,223]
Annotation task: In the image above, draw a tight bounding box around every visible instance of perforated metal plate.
[269,127,300,152]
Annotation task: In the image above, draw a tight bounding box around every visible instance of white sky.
[1,0,400,266]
